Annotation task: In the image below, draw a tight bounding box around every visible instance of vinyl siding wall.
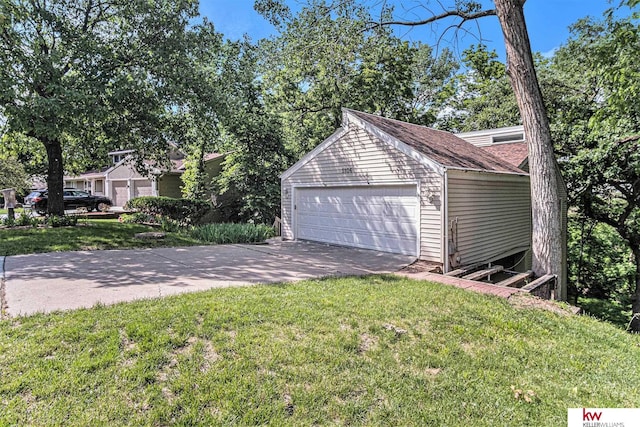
[158,174,182,198]
[282,125,443,262]
[107,162,144,180]
[447,169,531,267]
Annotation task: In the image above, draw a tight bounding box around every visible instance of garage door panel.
[133,180,153,198]
[111,181,128,207]
[297,214,416,236]
[295,185,418,256]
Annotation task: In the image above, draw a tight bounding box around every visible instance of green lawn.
[0,219,204,255]
[1,276,638,426]
[578,296,632,329]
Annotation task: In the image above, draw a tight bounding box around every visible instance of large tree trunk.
[44,138,65,216]
[494,0,565,300]
[630,247,640,332]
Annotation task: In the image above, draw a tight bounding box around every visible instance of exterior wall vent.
[492,133,524,144]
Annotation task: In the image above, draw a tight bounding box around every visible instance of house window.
[95,180,104,193]
[492,133,524,144]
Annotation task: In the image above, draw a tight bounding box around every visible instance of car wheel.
[97,202,111,212]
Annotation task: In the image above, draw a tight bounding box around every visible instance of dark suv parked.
[26,189,113,214]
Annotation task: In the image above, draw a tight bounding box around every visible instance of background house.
[281,109,567,298]
[65,149,226,208]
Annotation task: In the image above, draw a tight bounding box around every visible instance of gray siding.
[456,126,525,147]
[456,133,493,147]
[107,161,144,180]
[447,170,531,267]
[282,125,443,262]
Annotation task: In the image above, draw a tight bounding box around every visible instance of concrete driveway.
[1,241,414,316]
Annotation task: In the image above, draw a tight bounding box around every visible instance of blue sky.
[200,0,627,59]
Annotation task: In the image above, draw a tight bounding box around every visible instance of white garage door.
[111,181,129,207]
[295,185,419,256]
[133,180,153,198]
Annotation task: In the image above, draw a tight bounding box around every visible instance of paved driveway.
[1,241,414,316]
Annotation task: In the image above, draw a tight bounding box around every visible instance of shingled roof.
[347,110,525,174]
[480,142,528,170]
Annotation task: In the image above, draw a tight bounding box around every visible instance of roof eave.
[444,165,530,177]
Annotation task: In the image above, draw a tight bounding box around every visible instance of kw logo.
[583,408,603,421]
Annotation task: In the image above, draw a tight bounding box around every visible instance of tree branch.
[367,8,496,29]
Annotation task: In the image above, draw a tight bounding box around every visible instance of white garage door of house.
[111,181,128,207]
[295,185,419,256]
[133,180,153,198]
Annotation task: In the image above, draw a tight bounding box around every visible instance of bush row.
[1,213,77,228]
[189,223,275,244]
[124,197,210,226]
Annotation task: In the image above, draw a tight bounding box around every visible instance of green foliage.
[258,0,459,158]
[0,0,210,215]
[189,223,275,244]
[0,155,30,192]
[579,297,633,330]
[214,42,288,224]
[118,212,154,224]
[14,212,40,227]
[0,216,14,227]
[568,218,635,300]
[0,133,48,177]
[436,44,520,131]
[45,215,78,228]
[544,10,640,329]
[124,196,210,227]
[180,154,210,200]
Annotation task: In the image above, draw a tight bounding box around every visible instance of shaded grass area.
[0,219,204,256]
[1,276,638,426]
[578,296,632,330]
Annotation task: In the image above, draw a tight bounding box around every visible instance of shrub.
[46,215,78,227]
[1,212,40,227]
[119,212,155,224]
[1,216,15,227]
[190,223,275,244]
[15,212,40,227]
[124,196,210,227]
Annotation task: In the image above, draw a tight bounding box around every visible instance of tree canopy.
[0,0,206,215]
[543,12,640,330]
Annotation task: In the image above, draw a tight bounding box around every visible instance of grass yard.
[0,219,204,255]
[1,276,638,426]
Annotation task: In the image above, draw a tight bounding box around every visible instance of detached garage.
[281,109,532,273]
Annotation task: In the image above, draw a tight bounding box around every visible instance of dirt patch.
[507,293,581,316]
[400,260,442,274]
[200,340,221,373]
[382,323,407,336]
[358,333,378,353]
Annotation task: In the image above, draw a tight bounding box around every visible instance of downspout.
[442,168,449,273]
